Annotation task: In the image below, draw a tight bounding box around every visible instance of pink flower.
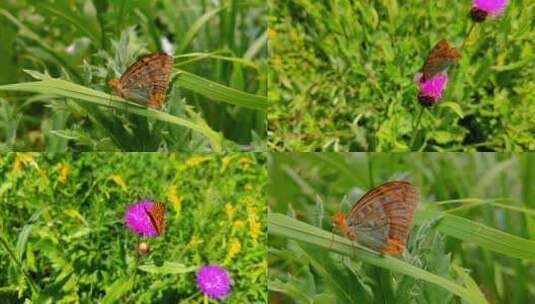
[196,265,231,299]
[124,199,159,237]
[415,72,448,107]
[471,0,508,22]
[473,0,508,15]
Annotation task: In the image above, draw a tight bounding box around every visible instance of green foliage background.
[268,0,535,151]
[268,153,535,303]
[0,153,267,303]
[0,0,267,151]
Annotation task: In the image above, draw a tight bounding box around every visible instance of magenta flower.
[415,72,448,107]
[124,199,159,237]
[196,264,231,299]
[471,0,508,21]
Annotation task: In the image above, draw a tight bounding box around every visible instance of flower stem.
[131,237,142,289]
[410,107,425,150]
[459,21,476,54]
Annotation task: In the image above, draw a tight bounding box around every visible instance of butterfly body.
[419,39,459,81]
[145,202,166,236]
[332,181,418,254]
[109,51,173,108]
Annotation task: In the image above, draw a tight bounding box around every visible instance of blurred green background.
[268,153,535,303]
[0,153,266,303]
[268,0,534,151]
[0,0,267,151]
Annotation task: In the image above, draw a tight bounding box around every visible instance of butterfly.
[419,39,459,81]
[331,181,418,254]
[109,51,174,108]
[145,202,166,235]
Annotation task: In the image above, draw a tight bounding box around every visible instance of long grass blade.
[0,79,223,151]
[269,213,488,304]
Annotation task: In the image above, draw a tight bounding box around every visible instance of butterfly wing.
[146,202,166,235]
[119,52,173,107]
[421,39,459,81]
[348,181,418,254]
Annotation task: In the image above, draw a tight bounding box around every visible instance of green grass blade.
[0,79,223,151]
[174,71,268,111]
[417,211,535,261]
[269,213,488,304]
[176,7,226,54]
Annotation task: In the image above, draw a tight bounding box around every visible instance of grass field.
[0,153,267,303]
[268,153,535,303]
[268,0,535,151]
[0,0,267,151]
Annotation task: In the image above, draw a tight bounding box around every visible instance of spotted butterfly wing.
[420,39,460,81]
[109,51,173,108]
[145,202,166,235]
[332,181,417,254]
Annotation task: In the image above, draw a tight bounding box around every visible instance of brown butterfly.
[419,39,459,81]
[145,202,166,235]
[332,181,418,254]
[109,51,174,108]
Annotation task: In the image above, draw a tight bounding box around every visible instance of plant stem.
[410,107,425,151]
[131,237,142,288]
[459,22,476,54]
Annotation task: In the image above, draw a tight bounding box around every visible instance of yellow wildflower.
[185,155,209,167]
[57,162,69,183]
[11,153,37,173]
[233,220,245,230]
[220,155,233,173]
[187,235,204,248]
[272,55,282,67]
[249,218,261,242]
[166,185,182,217]
[108,175,127,192]
[247,206,260,242]
[267,27,276,40]
[227,238,241,259]
[225,203,236,221]
[238,157,252,168]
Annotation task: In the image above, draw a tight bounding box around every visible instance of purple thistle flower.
[196,264,231,299]
[471,0,508,22]
[124,199,159,237]
[415,72,448,107]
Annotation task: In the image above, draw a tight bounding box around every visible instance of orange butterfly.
[419,39,459,81]
[332,181,418,254]
[109,51,174,108]
[145,202,166,235]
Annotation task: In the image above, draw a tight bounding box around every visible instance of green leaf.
[138,262,197,274]
[269,213,488,304]
[100,278,133,304]
[174,71,268,111]
[419,210,535,261]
